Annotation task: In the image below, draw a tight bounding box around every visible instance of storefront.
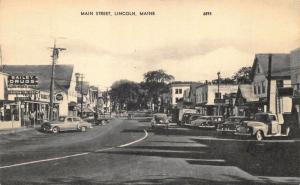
[0,100,21,129]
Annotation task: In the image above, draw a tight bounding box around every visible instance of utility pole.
[80,74,84,118]
[217,72,221,116]
[267,54,272,112]
[0,45,3,72]
[49,40,66,120]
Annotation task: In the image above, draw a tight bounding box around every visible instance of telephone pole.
[217,72,221,116]
[0,45,3,72]
[80,74,84,118]
[49,40,66,120]
[267,54,272,112]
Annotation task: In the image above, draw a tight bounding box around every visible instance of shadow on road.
[191,138,300,177]
[2,176,278,185]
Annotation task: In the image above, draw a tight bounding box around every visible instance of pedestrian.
[29,111,35,127]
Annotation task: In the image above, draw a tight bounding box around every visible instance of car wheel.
[52,127,59,134]
[80,126,87,132]
[255,130,263,141]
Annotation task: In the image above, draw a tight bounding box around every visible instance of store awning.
[278,87,293,97]
[68,101,77,107]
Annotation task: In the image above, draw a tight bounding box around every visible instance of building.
[2,65,77,127]
[182,82,202,109]
[169,81,194,107]
[195,84,238,116]
[290,48,300,127]
[251,54,292,123]
[235,84,260,118]
[0,72,16,129]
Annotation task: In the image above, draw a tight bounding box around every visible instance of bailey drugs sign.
[8,75,38,86]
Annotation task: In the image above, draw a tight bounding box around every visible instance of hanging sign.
[56,93,64,101]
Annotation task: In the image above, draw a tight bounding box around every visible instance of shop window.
[175,89,179,94]
[179,89,182,94]
[262,81,266,94]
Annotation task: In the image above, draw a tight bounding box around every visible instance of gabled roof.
[251,53,290,80]
[238,84,259,102]
[2,65,74,92]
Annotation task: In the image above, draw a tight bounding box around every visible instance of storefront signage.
[8,90,39,95]
[56,93,63,101]
[15,97,31,101]
[8,75,38,87]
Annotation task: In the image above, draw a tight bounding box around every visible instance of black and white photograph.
[0,0,299,184]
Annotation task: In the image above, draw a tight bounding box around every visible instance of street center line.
[0,152,89,169]
[118,129,148,148]
[0,129,148,169]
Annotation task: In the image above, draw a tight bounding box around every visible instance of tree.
[143,70,174,112]
[232,66,252,84]
[110,80,142,111]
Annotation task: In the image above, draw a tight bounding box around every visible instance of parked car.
[216,116,248,135]
[41,116,92,133]
[190,116,209,127]
[235,112,292,141]
[191,116,224,129]
[183,114,202,127]
[151,113,169,129]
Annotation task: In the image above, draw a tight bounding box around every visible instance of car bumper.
[198,125,215,128]
[234,132,251,136]
[216,129,236,132]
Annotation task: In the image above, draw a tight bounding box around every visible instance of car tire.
[52,127,59,134]
[80,126,87,132]
[255,130,263,141]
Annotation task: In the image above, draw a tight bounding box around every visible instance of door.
[64,117,75,131]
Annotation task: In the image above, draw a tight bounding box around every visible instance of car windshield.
[269,115,277,121]
[255,114,269,122]
[58,116,66,122]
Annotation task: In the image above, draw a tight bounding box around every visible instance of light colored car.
[41,116,92,133]
[151,113,169,129]
[235,113,292,141]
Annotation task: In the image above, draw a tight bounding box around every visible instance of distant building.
[195,84,238,116]
[182,82,202,108]
[235,84,259,118]
[169,81,194,107]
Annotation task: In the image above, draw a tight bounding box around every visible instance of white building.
[251,54,292,123]
[195,84,238,116]
[168,82,193,107]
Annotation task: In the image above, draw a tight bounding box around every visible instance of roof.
[251,53,290,80]
[189,83,203,96]
[238,84,259,102]
[76,81,89,95]
[2,65,74,92]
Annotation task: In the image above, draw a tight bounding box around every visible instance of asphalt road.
[0,118,299,185]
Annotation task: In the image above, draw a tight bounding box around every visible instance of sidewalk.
[0,126,40,136]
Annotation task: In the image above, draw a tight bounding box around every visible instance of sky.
[0,0,299,88]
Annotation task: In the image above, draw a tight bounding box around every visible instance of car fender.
[252,126,267,136]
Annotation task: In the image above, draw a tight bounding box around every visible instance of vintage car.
[191,116,224,129]
[235,113,292,141]
[41,116,92,133]
[216,116,248,135]
[190,116,224,129]
[151,113,169,129]
[181,113,202,126]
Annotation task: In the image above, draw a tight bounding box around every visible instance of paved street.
[0,118,299,185]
